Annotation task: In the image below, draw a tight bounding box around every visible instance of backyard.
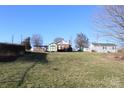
[0,52,124,88]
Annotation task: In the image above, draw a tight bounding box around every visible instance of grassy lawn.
[0,52,124,88]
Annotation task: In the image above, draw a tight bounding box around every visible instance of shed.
[48,43,57,52]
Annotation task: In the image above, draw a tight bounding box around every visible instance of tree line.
[21,33,89,51]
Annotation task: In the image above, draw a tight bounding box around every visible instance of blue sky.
[0,5,103,47]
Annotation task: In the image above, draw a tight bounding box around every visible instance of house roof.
[49,40,69,45]
[92,43,117,46]
[56,40,69,45]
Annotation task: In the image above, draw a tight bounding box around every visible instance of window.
[103,46,104,49]
[103,46,107,50]
[58,45,61,49]
[112,46,116,50]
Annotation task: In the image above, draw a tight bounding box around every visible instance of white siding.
[89,44,117,53]
[83,48,90,52]
[48,43,57,52]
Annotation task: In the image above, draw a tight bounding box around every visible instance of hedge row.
[0,43,25,56]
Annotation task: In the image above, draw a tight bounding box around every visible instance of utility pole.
[21,34,23,44]
[69,36,72,45]
[12,35,14,44]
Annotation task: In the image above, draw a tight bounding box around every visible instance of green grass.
[0,52,124,88]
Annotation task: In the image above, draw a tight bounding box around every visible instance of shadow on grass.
[0,52,48,64]
[0,56,18,62]
[0,52,48,87]
[19,52,48,63]
[17,52,48,87]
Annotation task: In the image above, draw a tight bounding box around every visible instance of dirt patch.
[105,53,124,61]
[52,67,59,71]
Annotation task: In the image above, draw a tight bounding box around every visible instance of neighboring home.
[84,43,117,53]
[48,40,72,52]
[57,40,70,51]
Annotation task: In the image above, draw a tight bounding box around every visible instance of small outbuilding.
[48,43,57,52]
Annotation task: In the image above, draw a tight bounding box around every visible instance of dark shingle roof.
[92,43,117,46]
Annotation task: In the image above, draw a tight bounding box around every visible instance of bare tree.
[54,37,64,42]
[94,5,124,43]
[31,34,43,47]
[75,32,89,51]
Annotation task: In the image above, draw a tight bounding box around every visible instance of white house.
[84,43,117,53]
